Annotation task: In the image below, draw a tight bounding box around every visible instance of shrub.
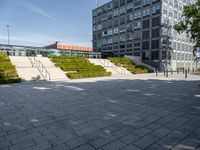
[0,52,21,84]
[108,57,153,74]
[50,56,111,79]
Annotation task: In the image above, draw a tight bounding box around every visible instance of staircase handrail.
[98,59,126,75]
[28,55,51,81]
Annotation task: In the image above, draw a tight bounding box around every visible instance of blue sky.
[0,0,109,47]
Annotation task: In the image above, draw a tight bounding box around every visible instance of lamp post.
[6,25,10,45]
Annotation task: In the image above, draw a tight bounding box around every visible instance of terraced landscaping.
[108,58,153,74]
[0,52,21,84]
[49,56,111,79]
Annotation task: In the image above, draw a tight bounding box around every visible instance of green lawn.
[49,56,111,79]
[108,58,153,74]
[0,52,21,84]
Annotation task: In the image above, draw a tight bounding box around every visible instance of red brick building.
[45,42,92,52]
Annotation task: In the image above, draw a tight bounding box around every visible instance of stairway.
[9,56,42,81]
[37,57,69,81]
[89,59,133,76]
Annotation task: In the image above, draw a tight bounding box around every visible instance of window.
[134,11,141,19]
[152,17,160,27]
[134,42,140,47]
[152,5,160,14]
[120,34,126,41]
[113,18,118,26]
[152,28,160,38]
[127,2,133,10]
[108,37,113,43]
[142,41,150,50]
[151,51,159,60]
[152,40,159,49]
[142,52,150,60]
[142,20,150,29]
[113,9,119,16]
[135,1,141,9]
[120,16,125,24]
[127,13,133,22]
[134,21,141,29]
[119,24,126,32]
[143,0,151,5]
[142,30,150,39]
[107,29,113,35]
[120,6,126,14]
[113,27,119,34]
[126,24,132,32]
[126,32,133,40]
[162,4,168,15]
[143,8,150,17]
[134,31,141,40]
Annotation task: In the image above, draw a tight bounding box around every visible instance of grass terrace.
[108,58,153,74]
[49,56,111,79]
[0,52,21,84]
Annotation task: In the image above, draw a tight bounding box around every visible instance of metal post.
[156,68,158,76]
[193,68,195,73]
[6,25,10,45]
[185,69,188,79]
[164,69,166,76]
[166,69,168,77]
[177,68,179,74]
[171,69,173,75]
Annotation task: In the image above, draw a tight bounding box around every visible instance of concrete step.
[88,59,133,76]
[37,57,69,81]
[9,56,43,81]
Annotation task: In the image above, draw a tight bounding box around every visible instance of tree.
[174,0,200,54]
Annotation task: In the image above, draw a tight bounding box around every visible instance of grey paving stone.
[90,135,117,148]
[102,140,126,150]
[121,144,141,150]
[119,133,140,144]
[146,144,170,150]
[9,139,35,150]
[0,79,200,150]
[134,135,158,149]
[132,128,152,137]
[172,136,200,150]
[66,137,88,149]
[151,127,172,139]
[74,144,95,150]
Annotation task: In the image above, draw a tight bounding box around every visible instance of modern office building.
[92,0,197,70]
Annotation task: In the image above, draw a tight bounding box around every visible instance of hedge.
[50,56,111,79]
[108,57,153,74]
[0,52,21,84]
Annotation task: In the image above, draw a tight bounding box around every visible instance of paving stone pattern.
[0,79,200,150]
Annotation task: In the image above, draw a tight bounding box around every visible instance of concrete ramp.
[9,56,42,81]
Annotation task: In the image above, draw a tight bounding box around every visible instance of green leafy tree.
[174,0,200,55]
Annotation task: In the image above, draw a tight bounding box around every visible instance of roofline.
[0,44,42,49]
[92,0,112,11]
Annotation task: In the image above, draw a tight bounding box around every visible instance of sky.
[0,0,109,47]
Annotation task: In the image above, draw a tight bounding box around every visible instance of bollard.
[156,68,158,76]
[183,68,185,74]
[177,68,179,74]
[185,69,188,79]
[166,69,168,78]
[164,69,166,76]
[171,69,173,75]
[188,68,190,74]
[193,68,195,73]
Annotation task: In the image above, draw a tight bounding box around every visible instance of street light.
[6,25,10,45]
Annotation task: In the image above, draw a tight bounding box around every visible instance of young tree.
[174,0,200,55]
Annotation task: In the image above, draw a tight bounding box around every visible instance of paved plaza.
[0,76,200,150]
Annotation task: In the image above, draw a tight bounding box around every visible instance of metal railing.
[98,59,126,75]
[28,56,51,81]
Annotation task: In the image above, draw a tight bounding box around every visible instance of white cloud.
[11,1,55,21]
